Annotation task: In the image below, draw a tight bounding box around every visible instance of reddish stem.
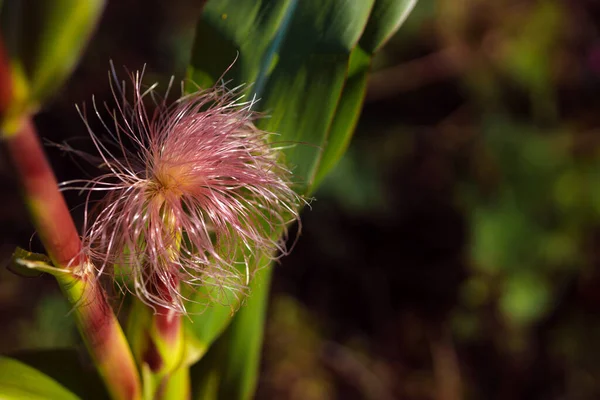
[6,118,142,400]
[135,272,184,399]
[0,34,141,398]
[152,272,182,346]
[6,118,84,267]
[57,273,142,400]
[0,38,12,116]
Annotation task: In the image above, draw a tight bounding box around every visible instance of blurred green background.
[3,0,600,398]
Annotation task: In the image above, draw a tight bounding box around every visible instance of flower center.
[152,161,194,198]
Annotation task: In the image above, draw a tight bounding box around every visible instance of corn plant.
[0,1,417,399]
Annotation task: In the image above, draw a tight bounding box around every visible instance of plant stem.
[135,211,186,399]
[4,117,142,400]
[149,304,185,400]
[5,119,83,267]
[128,279,185,400]
[161,363,190,400]
[0,38,12,121]
[57,271,143,400]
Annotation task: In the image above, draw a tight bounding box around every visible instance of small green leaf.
[161,363,191,400]
[9,247,71,277]
[8,247,48,277]
[0,356,80,400]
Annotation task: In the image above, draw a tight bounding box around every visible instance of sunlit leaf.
[313,0,418,188]
[11,349,108,400]
[0,356,81,400]
[187,1,418,399]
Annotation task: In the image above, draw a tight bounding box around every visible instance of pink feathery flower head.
[63,66,303,314]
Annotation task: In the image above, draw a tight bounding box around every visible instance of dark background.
[3,1,600,399]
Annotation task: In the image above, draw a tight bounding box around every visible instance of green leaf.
[0,355,81,400]
[312,46,371,188]
[189,0,375,194]
[313,0,418,188]
[189,1,417,194]
[216,266,272,400]
[188,0,296,93]
[7,247,50,277]
[9,247,71,277]
[183,254,273,367]
[190,266,272,400]
[254,0,375,194]
[11,349,108,400]
[187,0,372,359]
[0,0,104,130]
[186,1,418,398]
[359,0,418,53]
[161,364,190,400]
[183,287,241,365]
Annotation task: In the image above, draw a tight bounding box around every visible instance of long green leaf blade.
[187,2,418,399]
[186,0,373,348]
[360,0,418,53]
[188,0,297,91]
[312,46,372,188]
[0,356,80,400]
[190,266,272,400]
[11,349,108,400]
[313,0,418,187]
[255,0,375,193]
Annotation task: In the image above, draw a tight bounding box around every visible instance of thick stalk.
[161,363,190,400]
[150,302,185,400]
[145,211,186,399]
[128,276,185,400]
[5,119,82,266]
[57,271,142,400]
[4,118,142,400]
